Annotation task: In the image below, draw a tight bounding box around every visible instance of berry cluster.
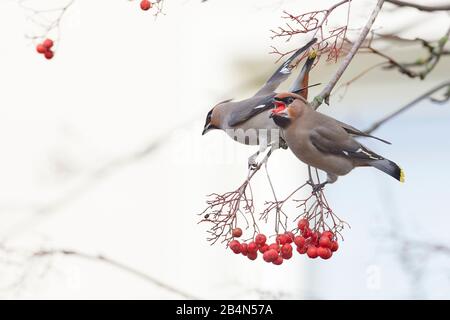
[35,39,55,60]
[228,222,339,265]
[140,0,153,11]
[296,219,339,260]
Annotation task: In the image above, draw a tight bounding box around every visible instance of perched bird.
[202,38,318,167]
[270,92,405,186]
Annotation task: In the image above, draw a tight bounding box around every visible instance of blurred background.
[0,0,449,299]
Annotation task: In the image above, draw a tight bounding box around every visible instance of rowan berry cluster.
[228,220,339,265]
[35,39,55,60]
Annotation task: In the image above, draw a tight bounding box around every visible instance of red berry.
[247,242,258,253]
[263,249,278,263]
[280,243,292,252]
[297,246,307,254]
[259,244,269,253]
[319,236,332,249]
[229,240,241,254]
[310,232,320,244]
[240,243,248,256]
[330,241,339,252]
[281,250,293,260]
[281,243,293,256]
[232,228,242,238]
[322,231,334,240]
[298,218,309,231]
[43,38,54,49]
[276,234,289,245]
[255,234,267,246]
[294,236,306,248]
[269,243,280,253]
[36,44,47,54]
[272,255,284,265]
[317,247,332,259]
[285,232,295,243]
[302,227,312,239]
[306,246,318,259]
[44,50,54,60]
[247,251,258,261]
[140,0,152,10]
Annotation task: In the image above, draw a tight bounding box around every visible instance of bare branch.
[365,80,450,133]
[311,0,385,109]
[32,248,198,299]
[386,0,450,12]
[370,26,450,79]
[271,0,351,63]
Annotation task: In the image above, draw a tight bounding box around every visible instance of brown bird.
[270,92,405,187]
[202,38,318,168]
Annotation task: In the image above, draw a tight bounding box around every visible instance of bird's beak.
[270,105,288,118]
[269,104,289,118]
[202,124,218,135]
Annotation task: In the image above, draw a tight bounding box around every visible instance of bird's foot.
[279,138,288,150]
[307,181,327,193]
[248,154,259,171]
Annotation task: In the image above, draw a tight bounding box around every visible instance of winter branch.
[311,0,385,109]
[365,80,450,133]
[386,0,450,12]
[32,248,197,299]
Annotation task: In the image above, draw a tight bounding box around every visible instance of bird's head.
[269,92,305,128]
[202,99,232,135]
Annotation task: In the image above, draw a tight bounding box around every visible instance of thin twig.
[33,248,198,299]
[365,80,450,133]
[386,0,450,12]
[311,0,385,109]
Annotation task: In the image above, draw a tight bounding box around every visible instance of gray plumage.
[202,38,318,150]
[270,94,405,183]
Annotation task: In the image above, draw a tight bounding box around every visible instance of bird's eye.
[286,97,294,104]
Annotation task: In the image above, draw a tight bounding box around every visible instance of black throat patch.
[272,115,291,129]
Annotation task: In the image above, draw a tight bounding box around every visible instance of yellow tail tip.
[400,169,405,183]
[309,49,317,59]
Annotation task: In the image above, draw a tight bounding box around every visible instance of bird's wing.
[227,95,275,127]
[310,126,385,161]
[335,120,391,144]
[253,38,317,97]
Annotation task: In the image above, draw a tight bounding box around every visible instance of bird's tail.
[370,159,405,183]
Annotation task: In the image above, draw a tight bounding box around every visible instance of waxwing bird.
[202,38,318,167]
[270,92,405,186]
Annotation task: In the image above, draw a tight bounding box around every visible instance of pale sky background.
[0,0,449,299]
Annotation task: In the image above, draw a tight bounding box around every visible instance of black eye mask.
[274,96,295,105]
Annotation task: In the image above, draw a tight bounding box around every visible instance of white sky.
[0,0,449,299]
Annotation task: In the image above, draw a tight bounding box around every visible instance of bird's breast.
[224,111,283,146]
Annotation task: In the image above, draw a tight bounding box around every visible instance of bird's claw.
[248,156,259,171]
[307,180,327,194]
